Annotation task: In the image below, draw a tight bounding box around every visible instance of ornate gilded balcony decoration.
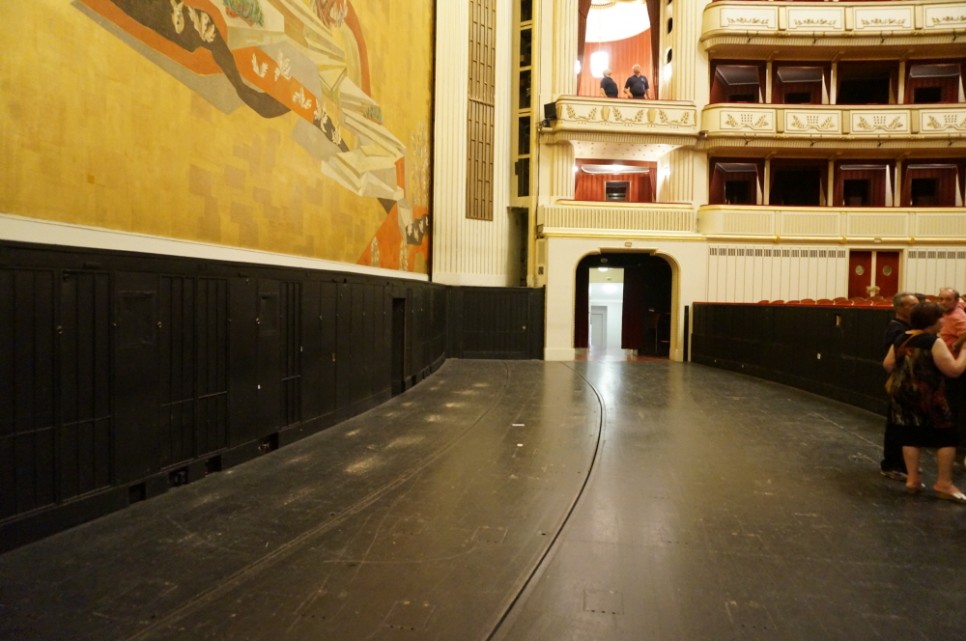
[702,1,966,56]
[788,113,837,132]
[722,111,772,131]
[543,97,700,149]
[789,14,841,31]
[726,16,771,27]
[701,104,966,151]
[558,101,695,130]
[923,112,966,132]
[853,114,907,133]
[860,17,910,28]
[928,10,966,26]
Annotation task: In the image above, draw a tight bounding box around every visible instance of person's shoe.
[934,490,966,504]
[880,469,908,482]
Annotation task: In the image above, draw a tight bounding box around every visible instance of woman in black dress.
[883,302,966,501]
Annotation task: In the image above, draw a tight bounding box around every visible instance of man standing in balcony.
[600,69,619,98]
[623,64,649,99]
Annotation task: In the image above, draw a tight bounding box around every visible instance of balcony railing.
[702,1,966,53]
[536,201,966,242]
[539,201,699,237]
[701,103,966,150]
[543,97,700,145]
[547,101,966,151]
[698,205,966,241]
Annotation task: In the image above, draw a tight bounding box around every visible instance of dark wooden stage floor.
[2,360,964,641]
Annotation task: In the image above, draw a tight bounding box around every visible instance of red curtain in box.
[902,164,959,207]
[834,164,891,207]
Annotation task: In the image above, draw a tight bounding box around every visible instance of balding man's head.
[938,288,961,313]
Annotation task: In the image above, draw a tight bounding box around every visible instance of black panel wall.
[447,286,546,359]
[0,242,545,551]
[691,303,892,414]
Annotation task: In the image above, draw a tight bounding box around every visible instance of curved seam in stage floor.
[484,362,606,640]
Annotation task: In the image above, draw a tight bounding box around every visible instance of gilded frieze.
[786,112,838,133]
[924,6,966,28]
[923,112,966,132]
[720,110,773,132]
[718,7,775,30]
[852,113,909,134]
[562,103,695,130]
[786,8,842,31]
[704,1,966,50]
[854,9,912,31]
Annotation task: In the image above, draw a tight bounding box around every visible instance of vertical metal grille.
[467,0,496,220]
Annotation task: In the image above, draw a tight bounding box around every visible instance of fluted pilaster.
[548,143,576,201]
[665,0,712,105]
[552,0,579,97]
[661,148,706,205]
[432,0,470,281]
[432,0,514,286]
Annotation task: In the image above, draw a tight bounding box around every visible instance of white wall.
[705,245,849,302]
[589,282,624,348]
[904,248,966,296]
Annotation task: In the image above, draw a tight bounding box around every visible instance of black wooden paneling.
[0,269,57,517]
[335,282,355,412]
[229,277,258,448]
[159,275,196,467]
[391,297,406,395]
[319,282,337,417]
[0,241,549,551]
[256,279,282,436]
[281,281,301,429]
[449,286,544,359]
[692,303,891,413]
[196,278,229,456]
[60,270,112,500]
[113,272,159,485]
[300,281,323,424]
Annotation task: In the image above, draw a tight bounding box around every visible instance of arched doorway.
[575,252,672,357]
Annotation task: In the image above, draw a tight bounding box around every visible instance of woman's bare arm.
[932,338,966,378]
[883,345,896,373]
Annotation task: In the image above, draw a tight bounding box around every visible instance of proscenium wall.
[1,1,433,274]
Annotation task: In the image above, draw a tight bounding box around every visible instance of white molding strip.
[0,213,429,282]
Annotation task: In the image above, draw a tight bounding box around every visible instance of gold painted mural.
[0,0,432,273]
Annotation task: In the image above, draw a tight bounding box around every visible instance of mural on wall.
[76,0,429,272]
